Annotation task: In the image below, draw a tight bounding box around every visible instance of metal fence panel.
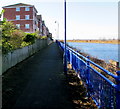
[56,41,120,109]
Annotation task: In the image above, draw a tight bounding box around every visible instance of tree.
[0,10,5,21]
[2,21,16,40]
[0,10,4,18]
[1,20,25,53]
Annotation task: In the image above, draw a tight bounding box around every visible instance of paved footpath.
[12,42,74,109]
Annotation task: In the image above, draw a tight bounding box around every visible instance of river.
[67,42,119,62]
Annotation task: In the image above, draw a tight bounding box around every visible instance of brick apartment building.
[2,3,50,36]
[37,15,43,36]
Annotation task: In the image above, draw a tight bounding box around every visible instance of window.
[16,15,20,20]
[25,15,30,20]
[16,7,20,11]
[25,24,30,29]
[16,24,20,29]
[25,7,30,11]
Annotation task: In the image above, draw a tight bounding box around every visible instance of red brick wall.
[3,7,33,20]
[3,8,15,20]
[3,7,34,32]
[13,20,33,32]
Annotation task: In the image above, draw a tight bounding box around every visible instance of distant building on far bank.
[2,3,50,37]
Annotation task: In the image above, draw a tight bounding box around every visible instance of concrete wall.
[2,39,51,74]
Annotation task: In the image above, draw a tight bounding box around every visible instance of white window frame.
[25,15,30,20]
[16,7,20,11]
[25,7,30,11]
[16,15,20,20]
[16,24,20,29]
[25,24,30,29]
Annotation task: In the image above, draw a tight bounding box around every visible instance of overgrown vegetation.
[21,33,36,47]
[0,19,50,54]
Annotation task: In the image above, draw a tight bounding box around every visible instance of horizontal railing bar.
[57,41,119,109]
[67,46,88,60]
[88,65,116,88]
[89,59,117,79]
[65,43,117,80]
[58,41,117,85]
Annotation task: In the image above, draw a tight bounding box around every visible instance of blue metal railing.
[56,40,120,109]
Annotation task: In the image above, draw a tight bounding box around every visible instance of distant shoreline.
[60,40,120,44]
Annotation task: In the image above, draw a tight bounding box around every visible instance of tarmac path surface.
[10,42,74,109]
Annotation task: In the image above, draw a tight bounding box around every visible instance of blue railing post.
[86,56,91,98]
[70,51,73,70]
[116,71,120,109]
[57,41,118,108]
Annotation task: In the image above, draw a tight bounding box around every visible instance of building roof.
[2,3,32,8]
[2,3,38,13]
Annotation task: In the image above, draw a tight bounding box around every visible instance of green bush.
[1,20,50,54]
[2,41,13,54]
[1,21,16,39]
[23,33,36,44]
[41,36,47,39]
[34,31,42,39]
[20,41,30,47]
[1,21,25,53]
[10,30,25,49]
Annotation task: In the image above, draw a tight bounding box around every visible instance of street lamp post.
[55,21,59,40]
[64,0,67,74]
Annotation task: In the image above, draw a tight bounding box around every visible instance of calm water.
[67,42,119,62]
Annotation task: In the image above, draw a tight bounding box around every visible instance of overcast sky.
[0,0,119,40]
